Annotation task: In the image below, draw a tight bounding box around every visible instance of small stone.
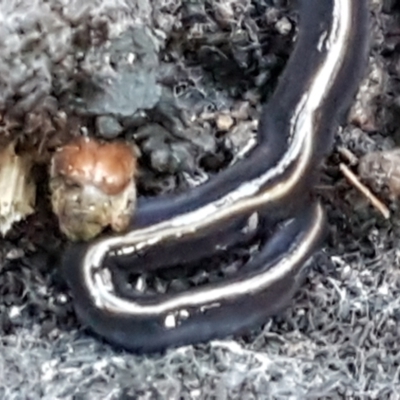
[75,28,161,118]
[275,17,292,35]
[216,114,234,131]
[96,116,123,139]
[231,101,250,120]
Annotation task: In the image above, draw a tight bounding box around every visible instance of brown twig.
[339,162,390,219]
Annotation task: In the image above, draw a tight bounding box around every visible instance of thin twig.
[339,163,390,219]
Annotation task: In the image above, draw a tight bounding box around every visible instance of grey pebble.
[95,115,123,139]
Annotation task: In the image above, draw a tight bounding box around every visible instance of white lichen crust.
[0,143,35,236]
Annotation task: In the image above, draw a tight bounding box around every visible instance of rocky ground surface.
[1,0,400,399]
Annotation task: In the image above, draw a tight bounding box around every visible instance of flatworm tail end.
[62,203,325,353]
